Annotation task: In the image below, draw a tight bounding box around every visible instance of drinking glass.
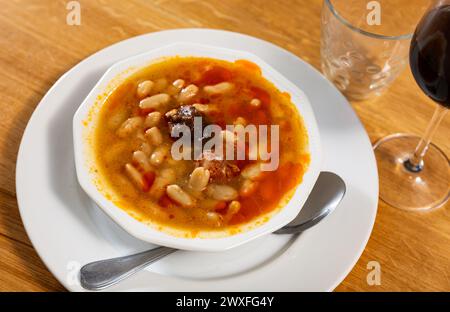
[321,0,430,100]
[374,1,450,211]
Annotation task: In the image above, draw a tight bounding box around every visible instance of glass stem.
[405,104,448,172]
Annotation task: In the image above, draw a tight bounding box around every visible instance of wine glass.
[374,0,450,211]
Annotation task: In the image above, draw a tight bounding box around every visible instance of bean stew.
[94,57,310,235]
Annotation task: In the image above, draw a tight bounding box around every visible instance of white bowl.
[73,42,322,251]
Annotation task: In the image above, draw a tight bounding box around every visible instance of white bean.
[132,151,151,172]
[172,79,185,89]
[250,98,261,108]
[139,93,170,110]
[125,163,145,190]
[137,80,154,98]
[241,163,262,180]
[240,179,258,197]
[178,84,199,103]
[233,117,247,126]
[205,211,223,227]
[223,201,241,222]
[165,109,177,118]
[166,185,195,207]
[206,184,238,201]
[150,145,168,166]
[193,103,218,114]
[166,79,185,96]
[203,82,234,95]
[116,117,143,138]
[227,201,241,216]
[188,167,210,192]
[107,109,128,130]
[145,127,163,146]
[139,141,153,156]
[144,112,161,128]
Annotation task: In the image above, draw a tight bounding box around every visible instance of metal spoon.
[80,171,345,291]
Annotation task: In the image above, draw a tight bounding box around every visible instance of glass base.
[374,133,450,212]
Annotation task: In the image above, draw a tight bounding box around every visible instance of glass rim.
[324,0,414,41]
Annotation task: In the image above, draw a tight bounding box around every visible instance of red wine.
[410,5,450,108]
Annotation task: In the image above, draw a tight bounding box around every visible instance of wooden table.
[0,0,448,292]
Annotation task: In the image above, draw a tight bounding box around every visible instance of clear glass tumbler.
[321,0,430,100]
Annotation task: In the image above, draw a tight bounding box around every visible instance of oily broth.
[94,57,309,233]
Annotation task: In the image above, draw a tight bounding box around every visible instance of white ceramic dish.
[73,43,322,252]
[16,29,378,291]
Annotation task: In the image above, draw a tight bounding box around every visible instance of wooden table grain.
[0,0,448,292]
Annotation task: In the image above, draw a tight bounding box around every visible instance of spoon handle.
[80,246,176,290]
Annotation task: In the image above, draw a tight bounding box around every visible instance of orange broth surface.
[94,57,310,234]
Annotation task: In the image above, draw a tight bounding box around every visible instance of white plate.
[16,29,378,291]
